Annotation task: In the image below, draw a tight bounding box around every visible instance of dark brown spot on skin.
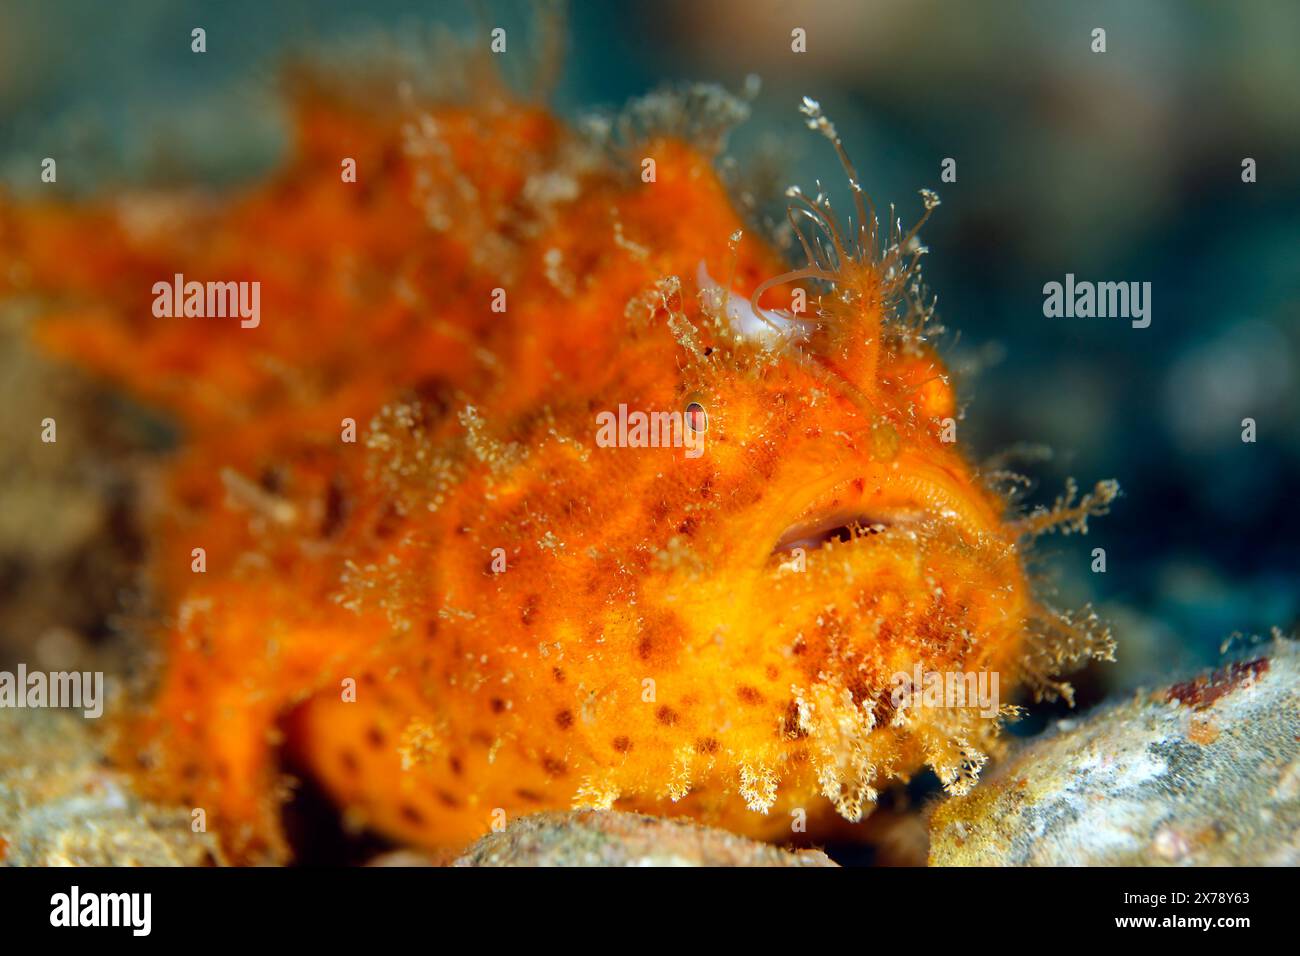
[437,790,461,809]
[449,755,464,776]
[542,757,567,777]
[552,667,565,683]
[425,617,439,638]
[340,750,360,774]
[489,697,506,714]
[410,375,454,420]
[515,788,545,804]
[366,726,385,749]
[656,706,679,726]
[871,694,897,728]
[373,499,403,539]
[677,516,697,536]
[612,735,632,753]
[635,612,688,665]
[179,486,210,511]
[846,678,871,706]
[781,700,809,741]
[696,737,719,755]
[555,709,574,729]
[520,593,540,627]
[400,804,425,826]
[258,466,285,495]
[737,685,764,705]
[321,475,349,538]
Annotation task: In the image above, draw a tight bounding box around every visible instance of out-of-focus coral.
[929,638,1300,866]
[0,708,223,866]
[453,809,836,867]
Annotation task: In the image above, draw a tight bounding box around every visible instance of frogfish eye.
[684,400,707,434]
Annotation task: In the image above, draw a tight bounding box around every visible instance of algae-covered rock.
[929,639,1300,866]
[0,707,224,866]
[454,809,836,867]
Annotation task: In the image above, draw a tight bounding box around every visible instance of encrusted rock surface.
[454,809,837,867]
[929,639,1300,866]
[0,707,224,866]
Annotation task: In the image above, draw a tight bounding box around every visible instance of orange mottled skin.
[2,70,1112,861]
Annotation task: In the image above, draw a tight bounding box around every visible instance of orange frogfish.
[1,48,1117,862]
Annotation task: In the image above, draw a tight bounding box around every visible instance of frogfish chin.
[2,48,1118,862]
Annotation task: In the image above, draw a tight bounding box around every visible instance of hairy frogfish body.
[1,52,1117,862]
